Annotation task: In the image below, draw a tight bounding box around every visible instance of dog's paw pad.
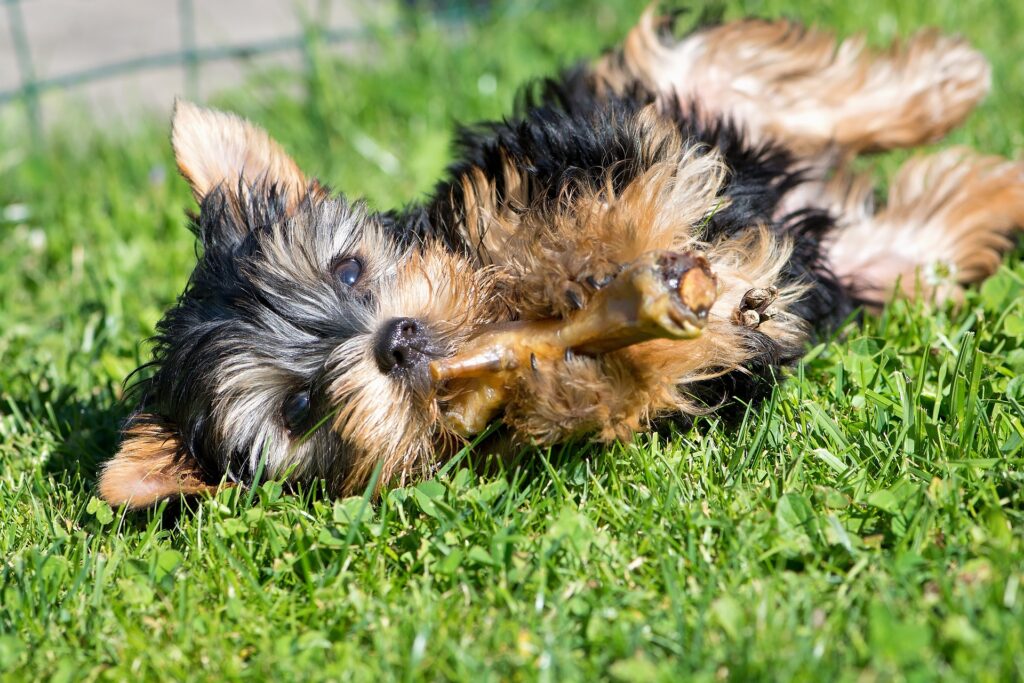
[740,287,778,313]
[736,309,761,328]
[734,287,778,328]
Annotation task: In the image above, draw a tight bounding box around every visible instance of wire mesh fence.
[1,0,488,143]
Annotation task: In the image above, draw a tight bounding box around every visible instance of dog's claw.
[565,284,586,311]
[585,272,616,290]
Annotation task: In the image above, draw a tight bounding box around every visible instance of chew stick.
[431,251,717,382]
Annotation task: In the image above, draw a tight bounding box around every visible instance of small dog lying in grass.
[100,9,1024,509]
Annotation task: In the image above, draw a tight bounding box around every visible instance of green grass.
[2,0,1023,680]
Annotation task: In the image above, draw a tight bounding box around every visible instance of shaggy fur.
[591,8,991,156]
[100,10,1024,509]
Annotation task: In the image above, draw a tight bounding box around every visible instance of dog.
[99,8,1024,509]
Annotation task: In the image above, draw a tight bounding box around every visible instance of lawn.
[2,0,1023,680]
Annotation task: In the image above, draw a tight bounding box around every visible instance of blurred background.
[1,0,364,127]
[0,0,629,203]
[0,0,495,131]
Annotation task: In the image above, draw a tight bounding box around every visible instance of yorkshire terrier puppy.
[100,9,1024,509]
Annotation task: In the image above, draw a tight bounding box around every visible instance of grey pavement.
[0,0,375,128]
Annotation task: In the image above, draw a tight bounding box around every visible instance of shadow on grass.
[39,390,127,490]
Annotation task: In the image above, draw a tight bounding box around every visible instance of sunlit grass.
[1,1,1022,679]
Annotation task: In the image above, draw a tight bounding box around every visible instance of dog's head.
[100,102,498,509]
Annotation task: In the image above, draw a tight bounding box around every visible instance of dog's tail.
[819,148,1024,307]
[594,7,990,157]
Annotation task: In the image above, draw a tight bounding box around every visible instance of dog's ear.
[171,99,308,208]
[99,416,220,509]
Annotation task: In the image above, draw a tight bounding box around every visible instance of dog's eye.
[282,390,311,433]
[333,257,362,288]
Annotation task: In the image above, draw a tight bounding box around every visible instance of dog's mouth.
[429,250,718,436]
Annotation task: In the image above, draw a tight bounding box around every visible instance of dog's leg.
[595,9,990,156]
[823,148,1024,307]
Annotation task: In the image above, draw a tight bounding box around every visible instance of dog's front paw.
[562,266,622,312]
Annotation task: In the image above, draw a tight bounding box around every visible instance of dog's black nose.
[374,317,427,373]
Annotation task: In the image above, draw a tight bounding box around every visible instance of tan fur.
[172,100,311,209]
[826,148,1024,306]
[594,8,990,156]
[99,419,220,508]
[774,162,876,227]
